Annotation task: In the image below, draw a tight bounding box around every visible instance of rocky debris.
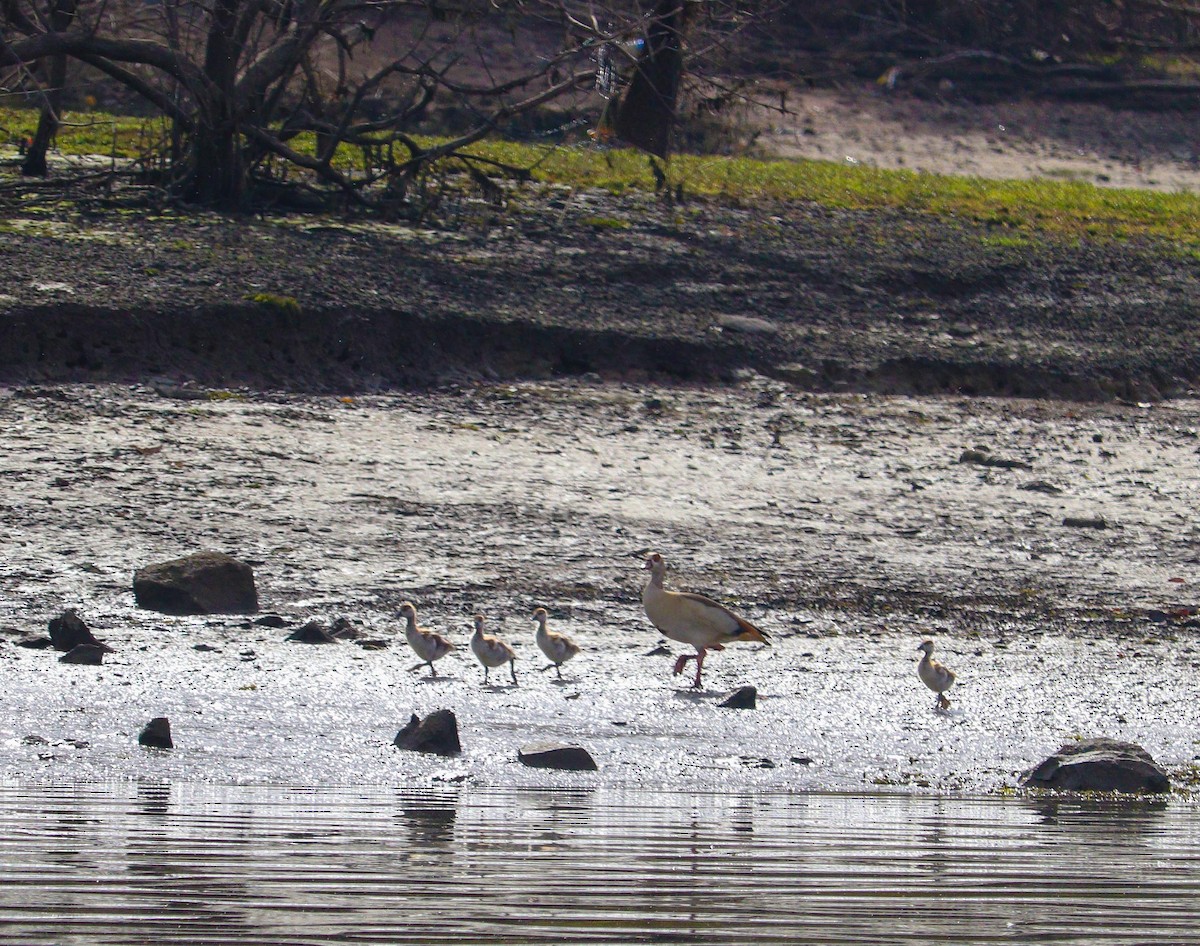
[286,620,339,644]
[59,644,106,665]
[138,717,174,749]
[254,614,289,629]
[517,742,598,771]
[719,685,758,709]
[355,639,390,650]
[16,636,54,650]
[959,448,1033,471]
[48,609,112,653]
[393,710,462,756]
[1063,516,1108,529]
[1021,737,1170,793]
[329,617,360,640]
[133,551,258,615]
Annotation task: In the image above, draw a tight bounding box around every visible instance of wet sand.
[2,381,1198,792]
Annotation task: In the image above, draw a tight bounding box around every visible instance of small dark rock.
[17,636,54,650]
[355,639,390,650]
[394,710,461,757]
[134,551,258,615]
[329,617,360,640]
[192,643,220,652]
[1063,516,1108,530]
[48,609,111,653]
[517,742,598,771]
[254,614,289,629]
[286,620,339,644]
[60,644,106,665]
[791,756,815,766]
[22,734,49,746]
[1021,737,1169,793]
[139,717,174,750]
[719,685,757,709]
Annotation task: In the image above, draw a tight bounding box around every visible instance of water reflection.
[0,785,1198,945]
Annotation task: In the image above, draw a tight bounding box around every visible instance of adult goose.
[471,613,517,685]
[399,601,454,677]
[641,552,769,689]
[916,639,956,709]
[533,607,581,679]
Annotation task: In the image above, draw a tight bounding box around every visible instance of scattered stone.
[393,710,461,757]
[133,551,258,615]
[48,609,112,653]
[1063,516,1108,529]
[1021,737,1169,793]
[22,734,49,746]
[286,620,339,644]
[717,314,779,336]
[791,756,815,766]
[192,643,220,652]
[958,448,1033,471]
[355,639,390,650]
[1020,480,1064,495]
[741,756,776,768]
[16,636,54,650]
[60,644,106,665]
[138,717,173,750]
[719,685,758,709]
[329,617,360,640]
[254,614,289,629]
[517,742,598,772]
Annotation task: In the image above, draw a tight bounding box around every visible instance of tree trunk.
[20,0,74,177]
[181,0,244,205]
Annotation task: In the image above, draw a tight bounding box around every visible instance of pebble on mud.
[59,644,106,665]
[1063,516,1108,529]
[286,621,339,644]
[719,686,758,709]
[138,717,174,750]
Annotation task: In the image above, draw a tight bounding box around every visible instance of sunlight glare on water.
[1,784,1197,945]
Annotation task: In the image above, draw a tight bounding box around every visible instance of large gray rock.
[134,552,258,615]
[394,710,461,756]
[1021,737,1170,793]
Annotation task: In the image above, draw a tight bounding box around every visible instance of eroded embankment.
[2,196,1200,399]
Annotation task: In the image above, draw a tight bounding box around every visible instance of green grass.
[5,104,1200,247]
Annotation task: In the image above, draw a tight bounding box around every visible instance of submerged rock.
[1021,737,1169,793]
[517,742,598,772]
[138,717,173,749]
[48,609,111,653]
[394,710,461,757]
[134,551,258,615]
[719,685,757,709]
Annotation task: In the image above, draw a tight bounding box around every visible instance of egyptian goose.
[533,607,580,679]
[641,553,770,689]
[400,601,454,677]
[917,639,956,709]
[470,613,517,685]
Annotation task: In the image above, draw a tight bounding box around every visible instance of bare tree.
[1,0,771,209]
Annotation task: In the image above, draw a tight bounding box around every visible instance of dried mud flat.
[2,381,1199,793]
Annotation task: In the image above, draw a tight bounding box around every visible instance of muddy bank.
[2,382,1199,791]
[2,196,1199,400]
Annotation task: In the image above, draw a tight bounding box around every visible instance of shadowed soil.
[2,189,1199,400]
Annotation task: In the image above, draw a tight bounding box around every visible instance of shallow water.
[2,784,1197,945]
